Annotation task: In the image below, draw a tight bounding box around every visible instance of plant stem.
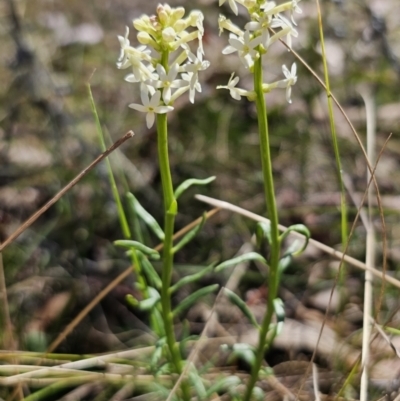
[157,112,180,363]
[316,0,348,284]
[156,112,190,400]
[244,56,281,401]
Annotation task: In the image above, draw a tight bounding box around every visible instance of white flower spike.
[117,5,208,128]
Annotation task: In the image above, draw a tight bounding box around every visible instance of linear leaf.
[172,213,206,254]
[139,253,162,290]
[215,252,267,272]
[224,288,259,329]
[114,239,160,260]
[174,176,216,200]
[279,224,310,256]
[172,284,219,317]
[169,264,214,294]
[126,192,165,241]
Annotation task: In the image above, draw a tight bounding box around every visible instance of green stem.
[157,112,180,365]
[155,49,190,401]
[244,56,281,401]
[316,0,348,284]
[157,112,190,400]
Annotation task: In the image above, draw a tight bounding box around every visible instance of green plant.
[115,4,217,399]
[217,1,310,399]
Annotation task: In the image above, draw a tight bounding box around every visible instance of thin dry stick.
[0,130,135,253]
[195,189,399,289]
[312,364,321,401]
[46,207,220,354]
[360,86,376,401]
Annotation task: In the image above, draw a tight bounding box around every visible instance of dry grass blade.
[195,193,399,289]
[312,363,321,401]
[360,86,377,401]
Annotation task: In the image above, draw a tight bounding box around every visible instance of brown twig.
[195,190,399,289]
[0,131,134,253]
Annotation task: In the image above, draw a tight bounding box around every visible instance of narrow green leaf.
[279,224,310,256]
[125,294,139,308]
[273,298,285,323]
[115,240,160,260]
[224,288,260,329]
[179,320,194,358]
[150,337,166,372]
[174,176,216,200]
[126,192,165,241]
[256,221,272,248]
[189,370,207,400]
[172,214,206,254]
[206,376,241,398]
[252,387,265,401]
[206,376,241,400]
[172,284,219,317]
[229,343,256,367]
[88,84,131,239]
[139,254,162,290]
[138,287,161,311]
[169,264,214,294]
[215,252,267,272]
[278,254,292,273]
[273,298,285,336]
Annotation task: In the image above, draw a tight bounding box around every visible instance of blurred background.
[1,0,400,394]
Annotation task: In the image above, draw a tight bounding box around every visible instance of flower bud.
[170,6,185,25]
[173,19,186,33]
[162,27,176,43]
[189,10,204,34]
[137,32,152,45]
[133,15,153,33]
[157,4,170,25]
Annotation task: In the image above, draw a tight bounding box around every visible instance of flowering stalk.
[117,4,208,398]
[218,1,302,399]
[244,53,281,401]
[156,110,183,373]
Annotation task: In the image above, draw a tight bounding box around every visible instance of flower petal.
[146,112,155,128]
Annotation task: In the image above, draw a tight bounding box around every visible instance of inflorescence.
[218,0,301,103]
[117,4,209,128]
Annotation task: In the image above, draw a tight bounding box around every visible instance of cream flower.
[217,73,254,101]
[129,90,174,128]
[222,30,263,68]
